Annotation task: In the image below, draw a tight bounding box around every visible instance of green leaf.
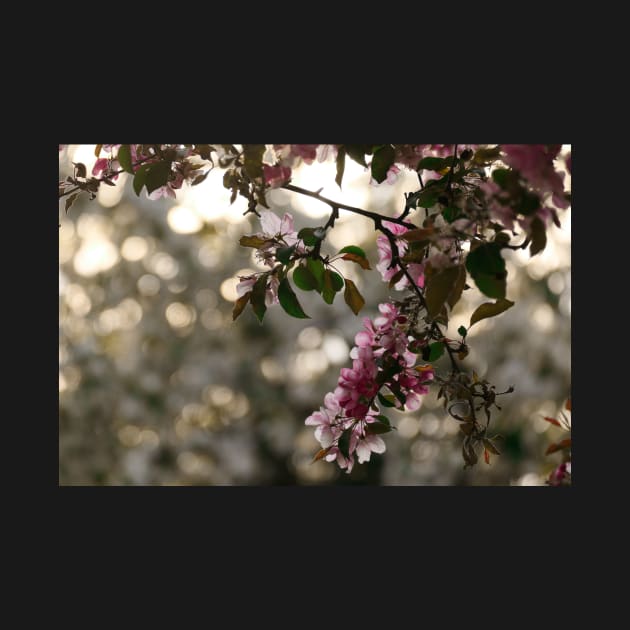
[343,278,365,315]
[276,245,296,265]
[338,429,352,459]
[133,164,150,196]
[376,414,391,427]
[117,145,134,174]
[428,342,445,362]
[232,293,250,321]
[415,187,441,208]
[145,161,172,194]
[239,235,269,249]
[442,206,461,223]
[529,216,547,256]
[366,421,392,435]
[338,245,367,259]
[278,278,310,319]
[370,144,396,183]
[425,266,461,319]
[417,156,449,171]
[345,145,370,167]
[306,258,325,292]
[469,298,514,328]
[298,227,324,247]
[465,243,507,299]
[377,392,396,408]
[335,146,346,189]
[322,269,342,304]
[293,265,319,291]
[458,326,467,337]
[250,274,268,323]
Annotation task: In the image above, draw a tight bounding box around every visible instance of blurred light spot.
[260,357,286,383]
[328,217,372,250]
[298,326,323,349]
[547,271,565,295]
[64,284,92,316]
[59,270,68,296]
[227,393,250,419]
[97,174,127,208]
[58,219,75,241]
[165,302,196,329]
[77,213,113,239]
[175,417,191,439]
[118,298,143,329]
[121,236,148,261]
[137,274,160,297]
[118,424,142,447]
[559,293,571,316]
[420,414,440,436]
[322,333,350,364]
[74,237,119,276]
[516,473,544,486]
[96,308,122,334]
[62,365,82,391]
[204,385,234,407]
[168,205,203,234]
[139,429,160,448]
[178,452,204,475]
[149,252,179,280]
[168,282,187,294]
[398,416,420,439]
[292,350,329,381]
[198,243,221,268]
[532,303,554,332]
[220,277,240,302]
[411,440,438,462]
[59,372,67,393]
[195,289,218,309]
[201,308,223,330]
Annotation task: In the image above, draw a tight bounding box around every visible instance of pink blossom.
[235,274,279,307]
[290,144,320,164]
[92,158,110,177]
[305,393,342,448]
[355,433,386,464]
[376,221,425,290]
[148,185,177,200]
[263,164,292,188]
[548,461,571,486]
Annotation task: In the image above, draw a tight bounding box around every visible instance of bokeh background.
[59,145,571,485]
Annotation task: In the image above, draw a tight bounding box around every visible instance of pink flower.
[92,158,110,177]
[148,185,177,200]
[290,144,320,164]
[305,392,342,448]
[263,164,292,188]
[548,461,571,486]
[236,274,279,307]
[355,434,386,464]
[376,221,425,290]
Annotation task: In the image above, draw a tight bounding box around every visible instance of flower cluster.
[376,221,425,290]
[305,301,434,473]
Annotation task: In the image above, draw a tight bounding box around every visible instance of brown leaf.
[484,449,490,465]
[239,235,269,249]
[543,416,562,427]
[343,278,365,315]
[341,253,371,270]
[64,192,79,214]
[401,228,436,242]
[545,438,571,455]
[447,265,467,309]
[565,398,571,412]
[232,292,250,321]
[482,438,500,455]
[425,266,461,320]
[469,298,515,328]
[388,268,405,288]
[312,447,332,463]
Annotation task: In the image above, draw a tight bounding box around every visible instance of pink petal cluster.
[262,145,323,188]
[548,461,571,486]
[501,144,569,210]
[376,221,425,290]
[305,300,434,473]
[235,211,303,307]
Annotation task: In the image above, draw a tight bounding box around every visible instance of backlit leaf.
[232,293,250,321]
[250,274,268,323]
[469,298,514,328]
[343,278,365,315]
[293,265,319,291]
[278,278,310,319]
